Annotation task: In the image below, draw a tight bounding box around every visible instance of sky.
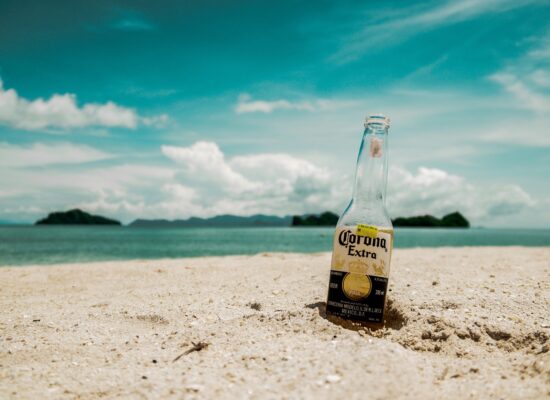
[0,0,549,227]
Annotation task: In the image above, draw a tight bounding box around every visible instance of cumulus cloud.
[0,140,537,225]
[0,140,338,222]
[0,161,175,222]
[162,141,339,215]
[234,94,354,114]
[162,142,256,194]
[149,142,536,223]
[482,184,535,217]
[0,79,167,131]
[387,167,535,222]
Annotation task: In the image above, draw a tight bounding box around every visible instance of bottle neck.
[351,124,389,208]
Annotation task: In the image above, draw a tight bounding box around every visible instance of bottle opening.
[364,114,390,129]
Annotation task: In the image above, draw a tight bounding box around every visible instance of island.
[129,214,292,228]
[291,211,339,226]
[291,211,469,228]
[35,209,121,225]
[33,209,468,228]
[392,212,469,228]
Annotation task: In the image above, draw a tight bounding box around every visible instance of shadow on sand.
[305,298,407,332]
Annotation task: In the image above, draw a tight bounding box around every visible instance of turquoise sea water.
[0,226,549,266]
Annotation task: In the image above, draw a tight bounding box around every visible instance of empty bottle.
[326,114,393,328]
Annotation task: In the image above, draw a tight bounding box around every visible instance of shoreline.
[1,245,549,268]
[3,224,550,229]
[1,247,549,398]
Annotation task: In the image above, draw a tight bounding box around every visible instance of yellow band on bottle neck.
[356,224,378,238]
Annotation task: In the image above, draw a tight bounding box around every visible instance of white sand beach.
[1,247,549,399]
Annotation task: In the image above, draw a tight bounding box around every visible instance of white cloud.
[162,141,339,214]
[0,140,538,225]
[387,167,535,223]
[0,142,113,167]
[485,30,550,145]
[0,140,333,223]
[234,93,354,114]
[490,73,550,113]
[0,79,167,131]
[480,118,550,147]
[83,143,537,225]
[482,184,535,217]
[0,161,175,222]
[528,31,550,60]
[332,0,540,63]
[489,30,550,111]
[162,141,256,193]
[141,113,169,127]
[530,69,550,88]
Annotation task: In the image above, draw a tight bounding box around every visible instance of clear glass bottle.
[326,114,393,328]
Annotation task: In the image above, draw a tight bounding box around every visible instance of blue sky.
[0,0,549,226]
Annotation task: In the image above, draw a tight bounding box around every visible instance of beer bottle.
[326,114,393,328]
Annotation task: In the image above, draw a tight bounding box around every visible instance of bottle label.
[326,226,393,323]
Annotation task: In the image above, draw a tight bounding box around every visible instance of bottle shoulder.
[337,202,393,230]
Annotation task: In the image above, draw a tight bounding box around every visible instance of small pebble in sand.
[186,384,204,392]
[325,374,341,383]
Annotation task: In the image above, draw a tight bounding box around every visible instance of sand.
[1,247,549,399]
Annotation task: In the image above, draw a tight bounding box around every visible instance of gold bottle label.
[327,225,393,323]
[330,226,392,277]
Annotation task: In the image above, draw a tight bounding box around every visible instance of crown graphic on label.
[348,260,368,274]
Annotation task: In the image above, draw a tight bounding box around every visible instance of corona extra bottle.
[326,114,393,328]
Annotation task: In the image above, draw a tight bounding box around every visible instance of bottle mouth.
[364,114,390,129]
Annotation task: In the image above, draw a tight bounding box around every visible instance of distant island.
[129,214,292,228]
[35,209,121,225]
[291,211,469,228]
[32,209,468,228]
[392,212,469,228]
[292,211,339,226]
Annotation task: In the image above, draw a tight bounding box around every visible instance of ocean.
[0,226,549,266]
